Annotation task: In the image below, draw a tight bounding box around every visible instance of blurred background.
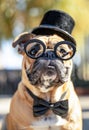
[0,0,89,129]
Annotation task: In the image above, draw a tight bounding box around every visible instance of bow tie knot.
[50,103,54,109]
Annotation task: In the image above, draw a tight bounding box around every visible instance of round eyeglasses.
[24,39,76,60]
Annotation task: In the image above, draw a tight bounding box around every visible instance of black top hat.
[32,10,76,44]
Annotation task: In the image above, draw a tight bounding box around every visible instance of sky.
[0,39,22,70]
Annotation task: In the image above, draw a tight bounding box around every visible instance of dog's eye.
[55,41,76,60]
[30,48,37,55]
[27,44,41,57]
[60,48,67,55]
[29,44,40,56]
[56,47,68,58]
[25,39,46,59]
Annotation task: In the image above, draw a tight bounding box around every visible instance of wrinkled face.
[24,35,75,92]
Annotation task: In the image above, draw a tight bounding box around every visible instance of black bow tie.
[33,98,68,117]
[26,88,68,117]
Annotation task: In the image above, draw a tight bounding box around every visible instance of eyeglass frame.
[24,39,76,60]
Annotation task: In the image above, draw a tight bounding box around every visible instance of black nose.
[43,50,56,60]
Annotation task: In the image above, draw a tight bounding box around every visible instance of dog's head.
[12,32,76,93]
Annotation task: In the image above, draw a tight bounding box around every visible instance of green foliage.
[0,0,55,39]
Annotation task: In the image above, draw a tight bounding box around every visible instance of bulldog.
[4,10,82,130]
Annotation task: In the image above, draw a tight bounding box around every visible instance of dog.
[4,10,82,130]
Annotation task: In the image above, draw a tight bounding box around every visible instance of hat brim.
[31,25,76,45]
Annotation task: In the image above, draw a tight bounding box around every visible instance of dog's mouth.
[26,59,70,92]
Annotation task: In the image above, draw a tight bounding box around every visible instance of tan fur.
[6,34,82,130]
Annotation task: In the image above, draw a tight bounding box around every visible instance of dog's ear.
[12,32,35,55]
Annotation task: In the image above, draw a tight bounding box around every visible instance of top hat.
[32,10,76,44]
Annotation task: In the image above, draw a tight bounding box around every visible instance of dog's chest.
[31,126,59,130]
[30,114,66,130]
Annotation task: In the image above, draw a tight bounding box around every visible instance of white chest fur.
[30,114,67,130]
[31,126,59,130]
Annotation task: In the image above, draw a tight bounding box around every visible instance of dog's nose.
[43,50,56,60]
